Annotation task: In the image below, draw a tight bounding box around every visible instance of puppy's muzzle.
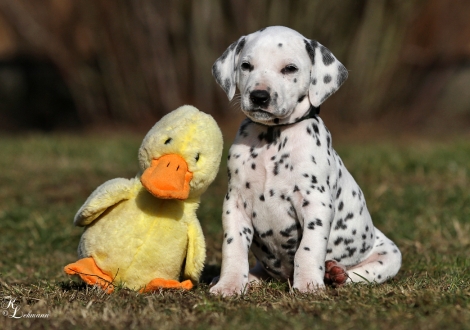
[250,90,270,108]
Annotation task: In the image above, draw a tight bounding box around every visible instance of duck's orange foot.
[64,257,114,293]
[140,278,193,293]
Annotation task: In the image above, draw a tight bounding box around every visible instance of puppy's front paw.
[209,278,248,297]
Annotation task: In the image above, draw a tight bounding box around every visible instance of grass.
[0,132,469,329]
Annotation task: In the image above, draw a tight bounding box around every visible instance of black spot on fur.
[260,229,273,238]
[281,243,295,249]
[347,247,357,257]
[336,187,342,199]
[280,223,300,237]
[311,175,318,184]
[323,74,332,84]
[344,238,354,245]
[287,237,297,244]
[337,63,348,86]
[334,219,347,230]
[304,39,318,65]
[261,245,270,254]
[320,45,335,66]
[235,37,246,55]
[258,127,279,144]
[307,219,322,230]
[338,201,344,211]
[334,237,343,245]
[238,120,251,137]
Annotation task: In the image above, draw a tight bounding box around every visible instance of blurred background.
[0,0,469,137]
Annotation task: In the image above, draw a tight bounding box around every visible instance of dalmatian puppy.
[210,26,401,296]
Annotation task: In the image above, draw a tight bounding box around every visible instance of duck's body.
[64,106,223,293]
[77,178,204,290]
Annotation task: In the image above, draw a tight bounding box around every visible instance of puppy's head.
[212,26,348,125]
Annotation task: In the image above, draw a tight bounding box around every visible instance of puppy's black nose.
[250,90,270,106]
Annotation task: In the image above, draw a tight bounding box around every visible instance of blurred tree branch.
[0,0,468,131]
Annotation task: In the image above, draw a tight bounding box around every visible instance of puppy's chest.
[227,120,331,228]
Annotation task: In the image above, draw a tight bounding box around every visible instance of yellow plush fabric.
[64,105,223,292]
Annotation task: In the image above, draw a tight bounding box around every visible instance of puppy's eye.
[241,62,253,71]
[281,64,298,74]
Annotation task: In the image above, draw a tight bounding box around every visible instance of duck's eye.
[164,138,172,144]
[241,62,253,71]
[281,64,298,74]
[195,153,200,162]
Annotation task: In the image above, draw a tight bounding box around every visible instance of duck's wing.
[183,219,206,283]
[74,177,139,227]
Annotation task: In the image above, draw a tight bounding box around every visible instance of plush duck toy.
[64,105,223,293]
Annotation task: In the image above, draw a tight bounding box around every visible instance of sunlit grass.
[0,133,469,329]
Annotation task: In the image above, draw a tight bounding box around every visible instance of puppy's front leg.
[293,197,334,292]
[210,194,253,296]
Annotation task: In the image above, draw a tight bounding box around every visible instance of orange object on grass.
[64,257,114,293]
[139,278,193,293]
[141,154,193,200]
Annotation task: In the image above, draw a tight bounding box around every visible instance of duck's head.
[138,105,223,200]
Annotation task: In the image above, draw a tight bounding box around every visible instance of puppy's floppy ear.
[304,39,348,107]
[212,36,246,100]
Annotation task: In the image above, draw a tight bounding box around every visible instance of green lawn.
[0,133,469,329]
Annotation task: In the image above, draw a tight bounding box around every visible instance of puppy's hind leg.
[346,228,402,284]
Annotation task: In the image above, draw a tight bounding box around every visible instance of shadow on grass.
[59,280,88,291]
[200,264,221,284]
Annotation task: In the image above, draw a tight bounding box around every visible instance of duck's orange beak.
[140,154,193,200]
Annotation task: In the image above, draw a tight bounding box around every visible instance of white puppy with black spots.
[210,26,401,296]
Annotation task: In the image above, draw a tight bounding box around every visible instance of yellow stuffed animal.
[64,105,223,293]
